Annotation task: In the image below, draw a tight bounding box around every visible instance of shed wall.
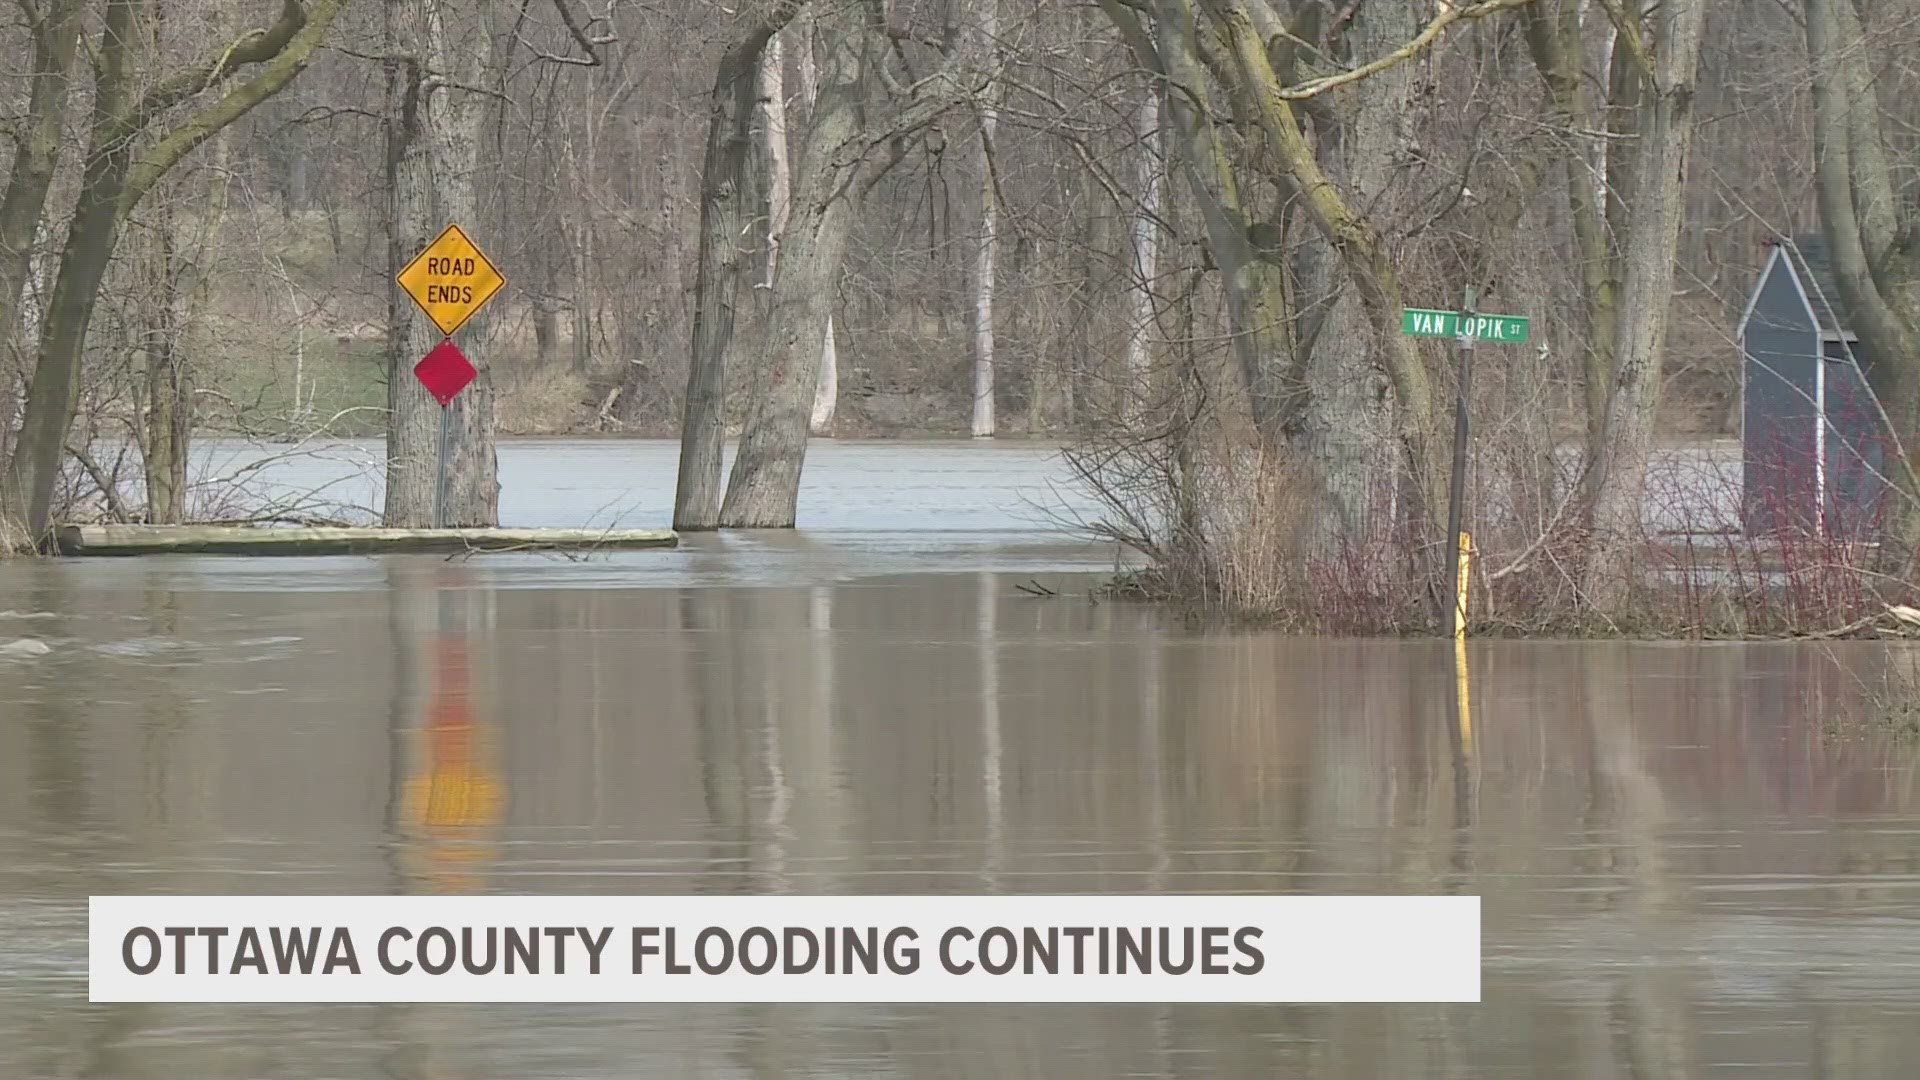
[1742,258,1821,536]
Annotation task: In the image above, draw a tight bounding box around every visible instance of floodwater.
[4,440,1920,1078]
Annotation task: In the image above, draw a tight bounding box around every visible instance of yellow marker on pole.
[1454,531,1472,639]
[1455,532,1472,753]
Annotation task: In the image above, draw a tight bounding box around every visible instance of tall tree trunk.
[719,3,873,527]
[141,218,188,525]
[384,0,499,528]
[673,6,798,530]
[1124,84,1161,427]
[1204,0,1445,541]
[570,80,598,377]
[790,20,841,438]
[384,1,437,525]
[1107,0,1298,443]
[761,34,791,291]
[534,299,560,366]
[1526,0,1620,463]
[571,220,593,375]
[0,1,85,497]
[0,0,340,548]
[0,0,144,546]
[147,133,231,525]
[1297,0,1417,543]
[1805,0,1920,568]
[970,1,1001,439]
[970,112,999,434]
[1582,0,1709,606]
[719,4,983,525]
[427,0,498,526]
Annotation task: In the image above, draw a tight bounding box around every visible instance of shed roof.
[1779,235,1850,335]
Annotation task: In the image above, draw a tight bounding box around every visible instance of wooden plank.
[54,525,678,557]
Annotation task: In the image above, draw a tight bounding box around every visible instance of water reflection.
[390,567,506,895]
[3,574,1920,1077]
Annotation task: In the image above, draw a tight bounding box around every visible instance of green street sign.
[1401,307,1530,344]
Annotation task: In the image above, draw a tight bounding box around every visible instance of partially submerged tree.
[1096,0,1534,561]
[0,0,347,550]
[673,0,803,530]
[715,0,992,528]
[382,0,509,528]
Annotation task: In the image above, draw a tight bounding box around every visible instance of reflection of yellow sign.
[397,223,505,337]
[402,766,506,834]
[398,634,506,893]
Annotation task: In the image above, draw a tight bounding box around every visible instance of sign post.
[1403,292,1529,637]
[438,410,449,530]
[1444,285,1478,639]
[397,225,505,527]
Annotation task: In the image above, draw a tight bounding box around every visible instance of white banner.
[89,894,1479,1003]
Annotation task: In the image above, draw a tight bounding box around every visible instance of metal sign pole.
[435,401,450,529]
[1443,284,1479,635]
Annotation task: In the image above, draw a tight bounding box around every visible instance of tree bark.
[384,0,499,528]
[1104,0,1298,442]
[719,2,873,527]
[970,0,1001,439]
[1203,0,1445,539]
[719,6,984,526]
[761,34,792,290]
[571,219,593,375]
[1124,83,1161,427]
[141,132,229,526]
[673,5,799,530]
[0,0,85,497]
[787,21,841,439]
[569,85,598,377]
[1526,0,1620,462]
[1297,0,1418,542]
[1805,0,1920,568]
[1582,0,1709,606]
[164,133,232,524]
[0,0,341,548]
[762,28,845,440]
[970,149,999,434]
[810,320,838,434]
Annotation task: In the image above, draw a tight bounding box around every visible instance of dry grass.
[494,366,591,435]
[1069,422,1920,639]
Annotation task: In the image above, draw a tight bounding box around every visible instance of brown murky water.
[4,444,1920,1077]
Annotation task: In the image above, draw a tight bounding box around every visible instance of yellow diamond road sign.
[397,223,505,338]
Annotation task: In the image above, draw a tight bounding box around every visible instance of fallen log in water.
[54,524,678,557]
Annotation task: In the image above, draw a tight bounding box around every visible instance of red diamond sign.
[414,339,476,406]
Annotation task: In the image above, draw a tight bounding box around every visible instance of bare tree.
[1123,81,1160,426]
[1525,0,1625,460]
[673,1,801,530]
[970,0,1001,439]
[717,0,989,527]
[0,1,86,477]
[1582,0,1710,604]
[382,0,503,527]
[1804,0,1920,569]
[0,0,347,549]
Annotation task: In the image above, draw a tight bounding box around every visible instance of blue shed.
[1736,236,1888,538]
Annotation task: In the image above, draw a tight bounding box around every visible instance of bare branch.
[530,0,620,67]
[1275,0,1541,100]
